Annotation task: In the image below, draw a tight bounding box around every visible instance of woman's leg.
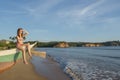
[30,42,37,49]
[23,43,32,57]
[23,42,37,57]
[22,49,28,64]
[17,46,28,64]
[27,43,32,57]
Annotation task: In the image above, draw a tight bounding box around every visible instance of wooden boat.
[0,48,22,73]
[0,49,22,62]
[0,42,37,64]
[0,42,46,73]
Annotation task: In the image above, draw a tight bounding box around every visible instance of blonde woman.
[16,28,36,64]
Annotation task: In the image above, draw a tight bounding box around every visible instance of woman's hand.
[23,29,29,34]
[22,29,29,37]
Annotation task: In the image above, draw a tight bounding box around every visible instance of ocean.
[34,47,120,80]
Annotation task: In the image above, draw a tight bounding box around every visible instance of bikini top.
[18,37,23,41]
[17,36,23,43]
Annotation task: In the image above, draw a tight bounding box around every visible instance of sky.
[0,0,120,42]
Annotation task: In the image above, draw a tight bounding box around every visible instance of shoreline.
[0,50,71,80]
[31,55,71,80]
[0,62,15,73]
[0,54,48,80]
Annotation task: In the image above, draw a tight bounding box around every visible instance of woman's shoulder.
[16,36,20,39]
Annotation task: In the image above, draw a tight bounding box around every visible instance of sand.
[31,55,71,80]
[0,59,47,80]
[0,50,71,80]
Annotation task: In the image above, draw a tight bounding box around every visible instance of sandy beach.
[0,50,71,80]
[0,58,47,80]
[31,55,71,80]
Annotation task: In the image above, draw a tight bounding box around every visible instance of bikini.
[16,37,24,47]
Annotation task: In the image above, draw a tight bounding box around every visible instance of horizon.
[0,0,120,42]
[0,39,120,43]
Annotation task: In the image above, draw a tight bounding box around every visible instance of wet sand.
[0,50,71,80]
[0,59,47,80]
[31,55,71,80]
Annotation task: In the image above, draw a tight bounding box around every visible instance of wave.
[99,55,120,60]
[47,54,120,80]
[91,47,120,51]
[47,54,81,80]
[37,47,120,80]
[64,62,83,80]
[64,61,120,80]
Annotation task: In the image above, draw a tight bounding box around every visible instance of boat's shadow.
[14,49,22,63]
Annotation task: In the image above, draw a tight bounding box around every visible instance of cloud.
[23,0,63,17]
[1,0,118,30]
[80,0,105,15]
[55,0,120,30]
[57,0,107,20]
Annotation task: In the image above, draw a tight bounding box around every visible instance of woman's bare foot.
[29,56,32,59]
[30,42,37,49]
[23,60,28,64]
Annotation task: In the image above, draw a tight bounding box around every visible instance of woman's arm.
[23,29,29,37]
[16,36,21,43]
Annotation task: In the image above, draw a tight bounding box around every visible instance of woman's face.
[19,29,23,34]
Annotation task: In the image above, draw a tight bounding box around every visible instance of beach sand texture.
[0,50,71,80]
[0,57,47,80]
[31,55,71,80]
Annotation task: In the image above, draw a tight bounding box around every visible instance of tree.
[9,36,26,42]
[9,36,16,42]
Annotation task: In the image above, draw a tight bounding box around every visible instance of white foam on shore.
[47,55,120,80]
[36,47,120,80]
[48,55,82,80]
[64,62,82,80]
[64,61,120,80]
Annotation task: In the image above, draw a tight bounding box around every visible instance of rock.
[54,42,69,48]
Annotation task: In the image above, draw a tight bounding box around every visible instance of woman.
[16,28,36,64]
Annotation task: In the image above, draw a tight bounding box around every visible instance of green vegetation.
[102,40,120,46]
[68,42,84,47]
[0,40,16,50]
[0,40,120,50]
[37,41,58,47]
[30,40,120,47]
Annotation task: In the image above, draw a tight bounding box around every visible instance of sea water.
[35,47,120,80]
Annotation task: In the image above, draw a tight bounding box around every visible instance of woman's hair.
[17,28,23,37]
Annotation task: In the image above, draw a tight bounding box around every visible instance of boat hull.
[0,49,22,73]
[0,51,22,62]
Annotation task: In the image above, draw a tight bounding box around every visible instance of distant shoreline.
[0,40,120,50]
